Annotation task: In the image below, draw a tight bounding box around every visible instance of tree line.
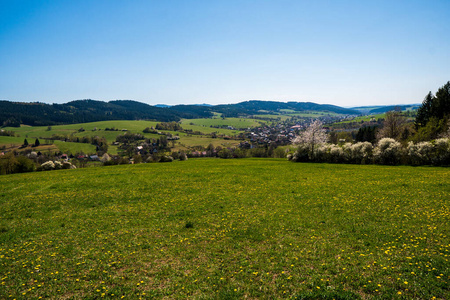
[290,81,450,165]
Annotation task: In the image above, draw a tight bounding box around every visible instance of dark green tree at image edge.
[415,81,450,139]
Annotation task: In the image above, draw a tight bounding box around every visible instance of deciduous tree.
[292,120,328,159]
[377,111,406,141]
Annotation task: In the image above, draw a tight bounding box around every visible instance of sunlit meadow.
[0,159,448,299]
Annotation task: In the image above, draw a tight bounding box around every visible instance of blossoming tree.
[292,119,328,160]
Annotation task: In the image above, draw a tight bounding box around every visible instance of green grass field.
[256,111,341,120]
[180,118,265,130]
[286,112,341,118]
[4,121,151,139]
[0,136,25,147]
[334,114,386,125]
[0,159,448,299]
[52,141,97,155]
[3,121,161,143]
[254,114,292,121]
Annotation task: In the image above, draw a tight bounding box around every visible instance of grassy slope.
[286,111,340,118]
[0,159,449,299]
[176,136,240,149]
[180,117,264,129]
[334,113,387,125]
[52,140,97,154]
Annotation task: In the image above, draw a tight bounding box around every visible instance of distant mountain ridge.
[0,99,361,127]
[351,104,420,114]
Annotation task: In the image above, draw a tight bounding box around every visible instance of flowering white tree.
[292,120,328,160]
[373,138,403,165]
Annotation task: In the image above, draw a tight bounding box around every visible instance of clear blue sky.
[1,0,449,106]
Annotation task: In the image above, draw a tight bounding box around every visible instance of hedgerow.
[290,137,450,166]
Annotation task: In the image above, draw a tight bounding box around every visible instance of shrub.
[313,144,346,163]
[350,142,373,164]
[54,161,63,170]
[218,148,233,159]
[15,156,36,173]
[28,151,38,159]
[171,152,180,160]
[41,161,55,170]
[159,155,173,163]
[272,147,287,158]
[100,153,111,163]
[329,144,345,163]
[291,144,310,162]
[314,144,331,162]
[373,138,404,165]
[407,141,433,165]
[62,161,76,169]
[341,142,353,163]
[0,152,18,175]
[432,138,450,165]
[179,152,188,161]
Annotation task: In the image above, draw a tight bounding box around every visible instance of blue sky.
[0,0,449,106]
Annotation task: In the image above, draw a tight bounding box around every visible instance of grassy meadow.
[180,118,265,130]
[0,159,449,299]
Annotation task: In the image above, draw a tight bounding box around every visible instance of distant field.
[0,136,24,146]
[180,117,265,129]
[176,135,240,149]
[254,114,292,121]
[53,140,97,154]
[286,111,341,118]
[1,119,248,154]
[2,121,161,145]
[261,110,342,119]
[4,120,159,139]
[334,113,386,125]
[0,159,448,299]
[334,113,415,126]
[177,123,242,135]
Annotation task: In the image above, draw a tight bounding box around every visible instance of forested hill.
[212,101,360,117]
[0,99,360,127]
[0,100,213,126]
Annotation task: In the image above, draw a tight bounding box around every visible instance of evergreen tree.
[434,81,450,120]
[35,138,40,147]
[415,92,434,128]
[415,81,450,128]
[355,126,377,143]
[23,138,29,146]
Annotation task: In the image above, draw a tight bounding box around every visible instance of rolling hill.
[0,99,362,127]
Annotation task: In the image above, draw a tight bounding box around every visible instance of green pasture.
[0,159,448,299]
[177,123,241,135]
[3,121,159,139]
[253,114,291,121]
[286,111,341,118]
[0,136,24,147]
[1,120,243,154]
[52,141,97,155]
[176,136,240,149]
[180,117,264,129]
[2,121,161,145]
[335,114,386,125]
